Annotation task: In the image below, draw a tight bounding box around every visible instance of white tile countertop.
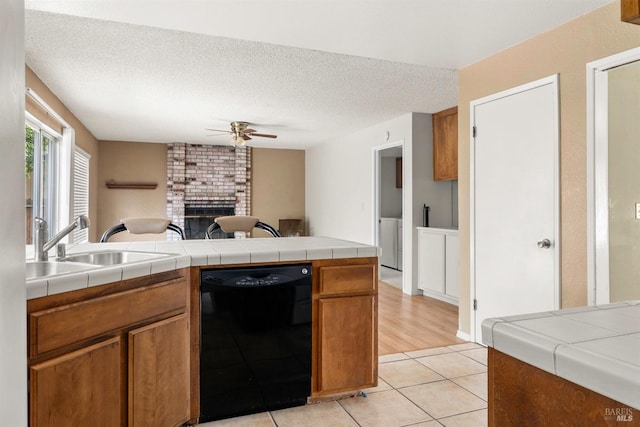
[482,301,640,410]
[26,236,380,300]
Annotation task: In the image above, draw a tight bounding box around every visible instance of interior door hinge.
[473,299,478,310]
[472,126,477,138]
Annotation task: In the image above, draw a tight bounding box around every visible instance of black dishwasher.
[199,264,312,422]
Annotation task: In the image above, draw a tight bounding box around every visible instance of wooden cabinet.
[417,228,459,305]
[432,106,458,181]
[312,258,378,397]
[129,314,190,427]
[622,0,640,24]
[30,337,122,427]
[395,157,402,188]
[27,269,191,427]
[488,348,638,426]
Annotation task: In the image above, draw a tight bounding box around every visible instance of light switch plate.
[636,202,640,220]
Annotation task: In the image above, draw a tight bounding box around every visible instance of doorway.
[374,141,404,290]
[587,47,640,305]
[470,75,560,341]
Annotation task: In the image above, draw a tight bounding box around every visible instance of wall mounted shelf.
[105,180,157,190]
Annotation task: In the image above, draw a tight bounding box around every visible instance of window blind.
[71,147,90,243]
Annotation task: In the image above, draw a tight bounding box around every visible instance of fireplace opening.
[184,205,235,239]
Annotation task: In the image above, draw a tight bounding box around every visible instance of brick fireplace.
[166,143,251,239]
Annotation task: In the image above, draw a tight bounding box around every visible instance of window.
[71,148,90,243]
[25,88,77,246]
[25,121,60,244]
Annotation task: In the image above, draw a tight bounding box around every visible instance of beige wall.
[97,141,168,241]
[97,143,305,240]
[26,66,101,242]
[252,148,305,237]
[458,1,640,334]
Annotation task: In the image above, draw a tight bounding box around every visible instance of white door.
[471,75,560,341]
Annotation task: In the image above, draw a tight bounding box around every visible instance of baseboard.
[456,329,473,342]
[419,288,458,306]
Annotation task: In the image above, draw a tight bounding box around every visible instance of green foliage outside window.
[25,125,34,178]
[25,125,50,178]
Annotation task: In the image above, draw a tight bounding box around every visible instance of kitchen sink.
[26,261,96,279]
[59,250,172,266]
[26,251,175,280]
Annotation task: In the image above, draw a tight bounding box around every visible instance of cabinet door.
[433,106,458,181]
[30,337,122,427]
[445,234,459,298]
[316,295,376,394]
[418,231,445,293]
[129,314,190,427]
[380,219,397,268]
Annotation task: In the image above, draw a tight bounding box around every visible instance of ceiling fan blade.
[248,133,277,139]
[205,128,231,133]
[244,128,257,133]
[242,135,252,141]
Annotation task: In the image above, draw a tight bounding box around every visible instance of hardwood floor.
[378,281,464,355]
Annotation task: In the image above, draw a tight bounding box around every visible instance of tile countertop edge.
[26,237,380,299]
[482,304,640,411]
[554,342,640,410]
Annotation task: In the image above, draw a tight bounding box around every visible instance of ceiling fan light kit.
[206,121,278,146]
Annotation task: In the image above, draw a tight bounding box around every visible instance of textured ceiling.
[25,0,613,149]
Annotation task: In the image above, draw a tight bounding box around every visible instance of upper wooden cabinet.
[622,0,640,24]
[432,106,458,181]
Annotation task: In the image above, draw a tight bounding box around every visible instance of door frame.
[469,75,561,342]
[586,47,640,306]
[372,140,405,279]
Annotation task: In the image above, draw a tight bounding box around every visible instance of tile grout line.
[374,344,489,423]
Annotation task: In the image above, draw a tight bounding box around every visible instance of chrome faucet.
[33,215,90,261]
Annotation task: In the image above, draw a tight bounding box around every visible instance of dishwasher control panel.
[201,264,311,288]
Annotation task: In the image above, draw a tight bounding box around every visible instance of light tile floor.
[199,343,488,427]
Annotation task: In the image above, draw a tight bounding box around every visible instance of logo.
[604,407,634,422]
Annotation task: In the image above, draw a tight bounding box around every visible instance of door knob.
[537,239,552,249]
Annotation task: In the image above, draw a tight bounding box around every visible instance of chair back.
[205,216,280,239]
[100,217,185,242]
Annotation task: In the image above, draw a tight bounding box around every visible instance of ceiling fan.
[206,121,278,146]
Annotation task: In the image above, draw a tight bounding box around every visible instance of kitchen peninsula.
[482,302,640,426]
[26,237,379,426]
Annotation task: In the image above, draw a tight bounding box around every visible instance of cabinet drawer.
[319,264,376,295]
[29,278,187,357]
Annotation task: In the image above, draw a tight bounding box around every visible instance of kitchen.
[3,0,640,426]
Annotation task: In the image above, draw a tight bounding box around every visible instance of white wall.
[306,112,455,294]
[0,0,28,425]
[306,114,413,244]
